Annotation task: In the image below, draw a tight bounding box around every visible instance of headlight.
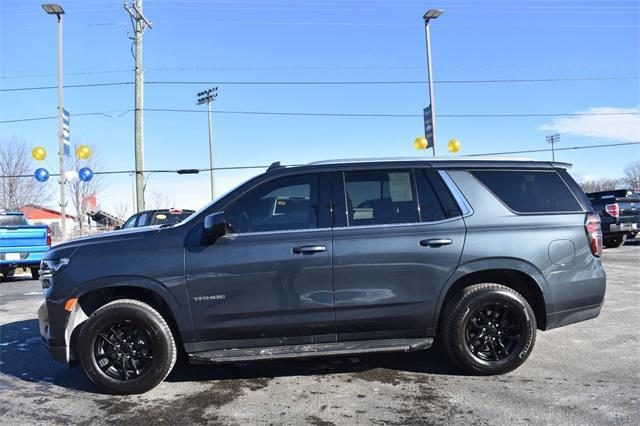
[40,258,70,280]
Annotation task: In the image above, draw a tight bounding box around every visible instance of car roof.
[268,156,572,173]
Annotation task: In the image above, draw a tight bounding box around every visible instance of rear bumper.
[0,250,48,269]
[544,259,606,330]
[545,301,604,330]
[608,223,638,233]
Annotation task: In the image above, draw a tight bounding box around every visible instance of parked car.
[0,212,50,280]
[587,189,640,248]
[120,208,195,229]
[38,157,605,394]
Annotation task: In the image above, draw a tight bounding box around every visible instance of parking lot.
[0,244,638,425]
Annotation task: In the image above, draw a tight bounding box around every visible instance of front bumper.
[38,301,70,363]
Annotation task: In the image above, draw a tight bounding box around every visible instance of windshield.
[0,214,29,226]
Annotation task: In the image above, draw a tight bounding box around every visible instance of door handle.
[292,245,327,254]
[420,238,452,248]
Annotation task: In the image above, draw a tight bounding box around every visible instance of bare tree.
[149,190,174,209]
[623,161,640,190]
[67,142,104,235]
[113,203,130,221]
[0,136,51,211]
[577,176,624,193]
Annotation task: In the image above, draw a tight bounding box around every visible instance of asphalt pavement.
[0,244,638,425]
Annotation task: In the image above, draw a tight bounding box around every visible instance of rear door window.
[414,169,462,220]
[344,170,418,226]
[471,170,582,213]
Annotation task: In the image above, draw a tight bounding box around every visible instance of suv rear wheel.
[442,283,536,375]
[77,299,177,394]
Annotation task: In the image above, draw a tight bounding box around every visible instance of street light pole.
[196,88,218,200]
[423,9,443,157]
[42,3,67,240]
[546,133,560,162]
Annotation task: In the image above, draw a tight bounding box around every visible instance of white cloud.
[538,106,640,142]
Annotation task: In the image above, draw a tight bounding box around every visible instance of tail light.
[585,212,602,257]
[605,203,619,217]
[46,226,52,246]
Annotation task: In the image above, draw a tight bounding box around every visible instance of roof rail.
[267,161,282,172]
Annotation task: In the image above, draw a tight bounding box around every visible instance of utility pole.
[546,133,560,162]
[124,0,152,212]
[423,9,443,157]
[196,88,218,200]
[41,4,67,240]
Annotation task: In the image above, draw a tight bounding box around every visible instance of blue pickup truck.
[0,212,51,281]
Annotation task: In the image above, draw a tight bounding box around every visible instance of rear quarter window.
[471,170,583,213]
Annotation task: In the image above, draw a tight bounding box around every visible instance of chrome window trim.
[228,227,332,237]
[437,170,473,217]
[332,216,462,232]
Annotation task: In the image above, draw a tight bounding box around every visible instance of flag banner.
[423,106,434,148]
[62,108,71,157]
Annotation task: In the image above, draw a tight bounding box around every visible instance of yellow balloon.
[414,136,428,150]
[76,145,92,159]
[448,139,461,153]
[32,146,47,161]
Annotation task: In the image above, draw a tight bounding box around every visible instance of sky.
[1,0,639,217]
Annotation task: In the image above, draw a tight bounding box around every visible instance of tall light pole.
[196,88,218,200]
[546,133,560,162]
[42,3,67,240]
[124,0,152,212]
[423,9,443,157]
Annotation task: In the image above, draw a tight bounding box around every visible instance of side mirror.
[203,212,228,244]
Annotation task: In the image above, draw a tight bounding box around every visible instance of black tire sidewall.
[78,301,175,394]
[446,286,536,375]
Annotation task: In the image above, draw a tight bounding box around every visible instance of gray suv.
[38,158,606,394]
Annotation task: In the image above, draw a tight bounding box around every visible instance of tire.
[603,235,626,249]
[77,299,177,394]
[3,268,15,278]
[31,268,40,280]
[441,283,536,375]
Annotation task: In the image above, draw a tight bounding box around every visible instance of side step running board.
[188,338,434,364]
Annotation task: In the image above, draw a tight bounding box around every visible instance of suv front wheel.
[442,283,536,375]
[77,299,177,394]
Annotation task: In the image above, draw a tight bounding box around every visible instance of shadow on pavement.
[0,319,95,392]
[166,340,463,384]
[1,318,462,393]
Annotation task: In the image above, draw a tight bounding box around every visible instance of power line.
[3,141,639,179]
[2,76,638,92]
[3,63,637,79]
[2,108,638,124]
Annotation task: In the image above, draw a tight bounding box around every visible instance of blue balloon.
[34,168,49,182]
[79,167,94,182]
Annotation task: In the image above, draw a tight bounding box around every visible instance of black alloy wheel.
[78,299,177,394]
[442,283,536,375]
[94,321,154,381]
[464,302,525,362]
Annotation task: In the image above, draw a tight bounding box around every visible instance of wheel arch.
[65,277,192,361]
[434,260,550,333]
